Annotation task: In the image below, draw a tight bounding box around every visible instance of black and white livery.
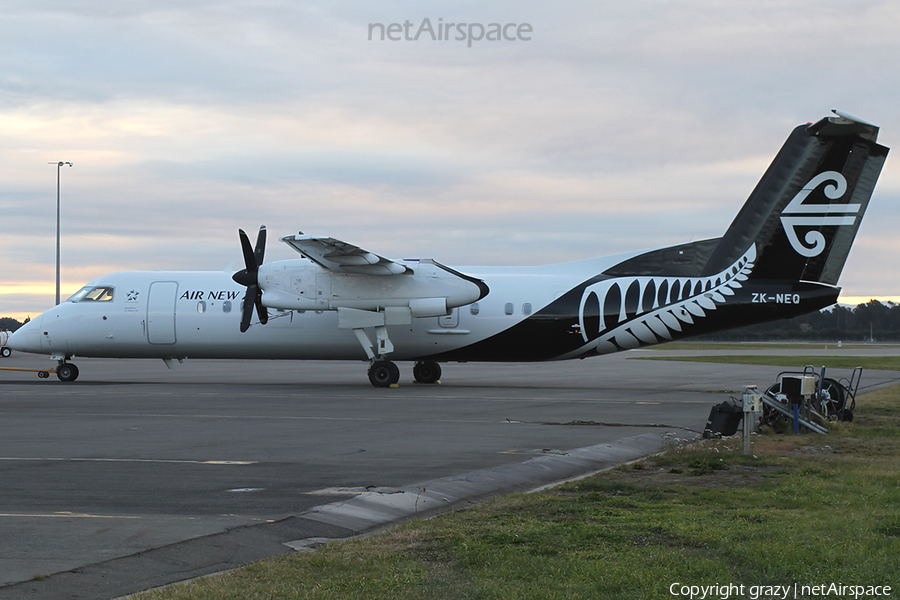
[9,111,889,386]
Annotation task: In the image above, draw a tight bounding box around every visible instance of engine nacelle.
[258,258,487,315]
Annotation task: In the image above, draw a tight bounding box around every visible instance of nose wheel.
[56,362,79,382]
[368,360,400,387]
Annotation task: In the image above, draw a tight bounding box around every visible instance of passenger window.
[469,302,480,316]
[523,303,532,316]
[223,301,232,313]
[504,302,514,315]
[197,301,206,314]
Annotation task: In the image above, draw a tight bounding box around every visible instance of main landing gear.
[348,315,442,387]
[366,360,442,388]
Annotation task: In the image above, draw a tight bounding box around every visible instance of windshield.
[67,286,115,302]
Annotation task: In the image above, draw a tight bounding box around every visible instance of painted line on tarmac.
[1,412,502,424]
[1,412,383,421]
[0,512,143,519]
[0,457,256,465]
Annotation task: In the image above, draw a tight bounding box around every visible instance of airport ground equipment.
[758,365,861,433]
[702,398,743,439]
[0,366,55,378]
[741,385,762,454]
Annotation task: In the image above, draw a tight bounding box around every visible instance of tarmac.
[0,346,897,599]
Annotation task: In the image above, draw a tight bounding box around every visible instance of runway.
[0,348,897,599]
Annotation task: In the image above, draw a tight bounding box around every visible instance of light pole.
[49,161,73,305]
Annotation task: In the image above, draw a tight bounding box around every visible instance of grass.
[646,342,900,351]
[631,355,900,371]
[130,381,900,599]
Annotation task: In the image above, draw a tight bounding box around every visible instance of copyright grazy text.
[669,582,892,599]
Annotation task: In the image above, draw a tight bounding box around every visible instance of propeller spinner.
[232,225,269,332]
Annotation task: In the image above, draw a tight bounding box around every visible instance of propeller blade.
[239,228,257,272]
[254,225,266,268]
[240,285,257,333]
[233,229,257,286]
[255,289,268,325]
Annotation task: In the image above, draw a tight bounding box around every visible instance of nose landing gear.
[56,360,79,382]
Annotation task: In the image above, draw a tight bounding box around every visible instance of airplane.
[7,110,889,386]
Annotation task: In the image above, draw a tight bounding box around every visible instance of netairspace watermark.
[669,582,893,599]
[368,18,532,48]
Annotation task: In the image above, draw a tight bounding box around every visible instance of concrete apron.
[285,429,691,550]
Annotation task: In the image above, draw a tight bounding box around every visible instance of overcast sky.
[2,0,898,320]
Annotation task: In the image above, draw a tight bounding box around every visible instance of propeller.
[232,225,268,332]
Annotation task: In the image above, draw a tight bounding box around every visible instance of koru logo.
[780,171,860,257]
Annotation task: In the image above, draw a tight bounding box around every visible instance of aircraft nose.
[7,316,43,354]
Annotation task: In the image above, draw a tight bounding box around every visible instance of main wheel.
[57,363,79,382]
[368,360,395,388]
[413,361,441,384]
[0,347,11,358]
[387,361,400,385]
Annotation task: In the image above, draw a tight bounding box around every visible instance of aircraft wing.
[280,234,411,275]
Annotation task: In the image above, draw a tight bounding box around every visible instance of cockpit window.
[67,287,92,302]
[68,286,115,302]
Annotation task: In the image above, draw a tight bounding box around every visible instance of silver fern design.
[568,244,757,357]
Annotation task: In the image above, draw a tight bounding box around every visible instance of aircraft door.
[147,281,178,344]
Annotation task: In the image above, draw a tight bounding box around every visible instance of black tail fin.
[702,111,888,285]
